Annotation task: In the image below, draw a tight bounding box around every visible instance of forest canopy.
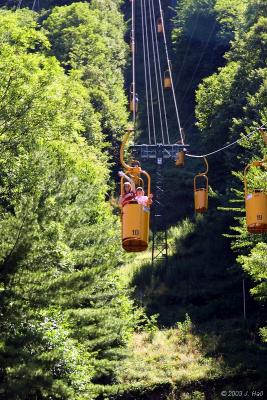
[193,0,267,339]
[0,3,134,399]
[0,0,266,399]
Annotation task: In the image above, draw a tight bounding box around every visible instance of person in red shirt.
[118,171,136,207]
[119,182,135,207]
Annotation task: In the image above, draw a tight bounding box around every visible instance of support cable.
[183,111,196,130]
[131,0,137,129]
[143,0,157,144]
[141,0,152,144]
[186,124,267,158]
[151,0,170,144]
[148,0,165,145]
[174,10,201,91]
[180,18,217,105]
[158,0,184,145]
[32,0,40,10]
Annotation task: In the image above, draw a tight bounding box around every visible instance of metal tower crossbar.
[131,143,189,160]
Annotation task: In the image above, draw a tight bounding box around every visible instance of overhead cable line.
[182,111,198,131]
[186,124,267,158]
[131,0,137,129]
[140,0,152,144]
[32,0,39,10]
[158,0,184,145]
[174,10,201,91]
[150,0,170,144]
[148,0,165,145]
[143,0,157,144]
[180,18,217,106]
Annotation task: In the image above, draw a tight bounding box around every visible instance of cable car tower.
[121,0,189,267]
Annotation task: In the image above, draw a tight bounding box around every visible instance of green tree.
[0,7,135,399]
[195,0,267,339]
[43,1,128,145]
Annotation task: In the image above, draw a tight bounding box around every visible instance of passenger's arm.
[118,171,136,192]
[147,193,153,206]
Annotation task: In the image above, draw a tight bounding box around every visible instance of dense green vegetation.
[0,1,266,399]
[0,2,134,399]
[195,0,267,335]
[122,0,267,397]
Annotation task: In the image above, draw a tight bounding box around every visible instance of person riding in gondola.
[118,171,136,207]
[135,187,153,206]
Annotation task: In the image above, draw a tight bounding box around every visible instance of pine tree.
[0,6,135,399]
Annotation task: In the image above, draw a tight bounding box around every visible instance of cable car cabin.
[245,190,267,233]
[130,41,135,53]
[130,31,135,53]
[194,174,208,213]
[260,129,267,145]
[164,70,171,89]
[122,201,150,252]
[175,150,185,167]
[119,158,151,252]
[244,161,267,234]
[157,17,163,33]
[130,94,138,113]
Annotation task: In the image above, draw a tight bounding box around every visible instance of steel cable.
[131,0,137,128]
[140,0,152,144]
[158,0,184,145]
[174,10,201,91]
[143,0,157,144]
[148,0,165,145]
[151,0,170,144]
[185,124,267,158]
[180,18,217,106]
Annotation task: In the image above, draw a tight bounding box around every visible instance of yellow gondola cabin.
[119,131,152,252]
[175,150,185,167]
[194,157,209,213]
[121,201,150,252]
[260,128,267,145]
[157,17,163,33]
[164,70,171,89]
[120,170,151,252]
[194,175,208,213]
[244,160,267,233]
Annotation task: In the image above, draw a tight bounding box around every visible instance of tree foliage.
[194,0,267,335]
[0,4,135,399]
[0,1,267,398]
[43,1,128,144]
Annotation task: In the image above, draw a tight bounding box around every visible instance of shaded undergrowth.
[110,212,267,399]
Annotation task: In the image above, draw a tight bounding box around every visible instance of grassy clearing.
[115,318,229,389]
[114,219,267,399]
[119,248,151,285]
[116,220,230,393]
[119,218,194,286]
